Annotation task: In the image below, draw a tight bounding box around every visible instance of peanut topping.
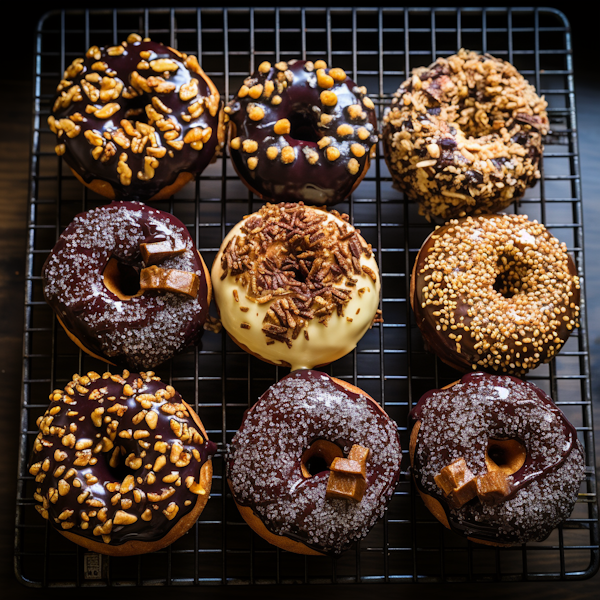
[266,146,279,160]
[326,146,340,161]
[320,90,338,106]
[274,118,291,135]
[316,69,334,89]
[247,104,265,121]
[258,61,272,74]
[242,139,259,153]
[280,146,295,164]
[347,158,360,175]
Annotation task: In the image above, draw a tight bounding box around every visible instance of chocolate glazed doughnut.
[408,372,585,546]
[43,201,211,370]
[411,214,580,376]
[48,33,224,201]
[225,59,378,205]
[29,370,217,556]
[227,370,402,556]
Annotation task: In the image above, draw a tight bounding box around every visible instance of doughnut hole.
[103,256,143,300]
[288,107,323,144]
[492,251,532,299]
[301,439,343,478]
[485,439,527,476]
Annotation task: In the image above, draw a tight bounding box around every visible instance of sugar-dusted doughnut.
[226,59,378,205]
[211,202,381,371]
[42,201,211,370]
[48,33,224,201]
[29,370,217,556]
[410,214,580,375]
[227,369,402,555]
[408,372,585,546]
[383,49,548,220]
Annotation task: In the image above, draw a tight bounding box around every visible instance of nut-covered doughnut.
[408,372,585,546]
[43,201,212,370]
[211,202,381,370]
[29,370,217,556]
[411,214,580,375]
[382,49,548,220]
[226,59,378,206]
[227,369,402,555]
[48,33,224,201]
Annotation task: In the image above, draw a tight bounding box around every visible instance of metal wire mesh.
[15,6,598,586]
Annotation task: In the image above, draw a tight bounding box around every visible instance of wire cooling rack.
[15,6,598,587]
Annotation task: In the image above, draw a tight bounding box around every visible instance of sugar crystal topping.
[43,203,207,369]
[227,371,401,554]
[413,375,585,543]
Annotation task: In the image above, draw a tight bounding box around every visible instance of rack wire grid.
[15,5,598,587]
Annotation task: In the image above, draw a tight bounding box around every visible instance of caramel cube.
[434,457,477,507]
[140,240,186,265]
[330,457,366,479]
[348,444,371,466]
[476,471,510,504]
[140,266,199,298]
[326,471,366,502]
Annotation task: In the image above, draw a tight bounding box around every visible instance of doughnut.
[42,201,212,370]
[225,59,378,205]
[408,372,585,546]
[29,370,217,556]
[227,369,402,555]
[48,33,224,201]
[382,49,548,220]
[211,202,381,370]
[411,214,580,376]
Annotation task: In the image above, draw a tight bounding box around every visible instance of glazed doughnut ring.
[48,33,224,201]
[408,372,585,546]
[410,213,580,375]
[227,369,402,555]
[29,370,217,556]
[211,202,381,371]
[43,201,212,370]
[382,49,549,220]
[226,59,378,205]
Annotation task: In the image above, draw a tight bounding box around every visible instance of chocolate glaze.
[29,372,217,547]
[227,60,378,206]
[411,214,580,375]
[227,370,402,555]
[408,372,585,544]
[50,38,222,200]
[42,201,210,370]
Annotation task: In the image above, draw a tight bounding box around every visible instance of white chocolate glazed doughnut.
[211,202,381,370]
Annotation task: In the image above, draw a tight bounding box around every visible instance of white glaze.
[211,208,381,370]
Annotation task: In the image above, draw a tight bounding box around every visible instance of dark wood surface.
[1,3,598,598]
